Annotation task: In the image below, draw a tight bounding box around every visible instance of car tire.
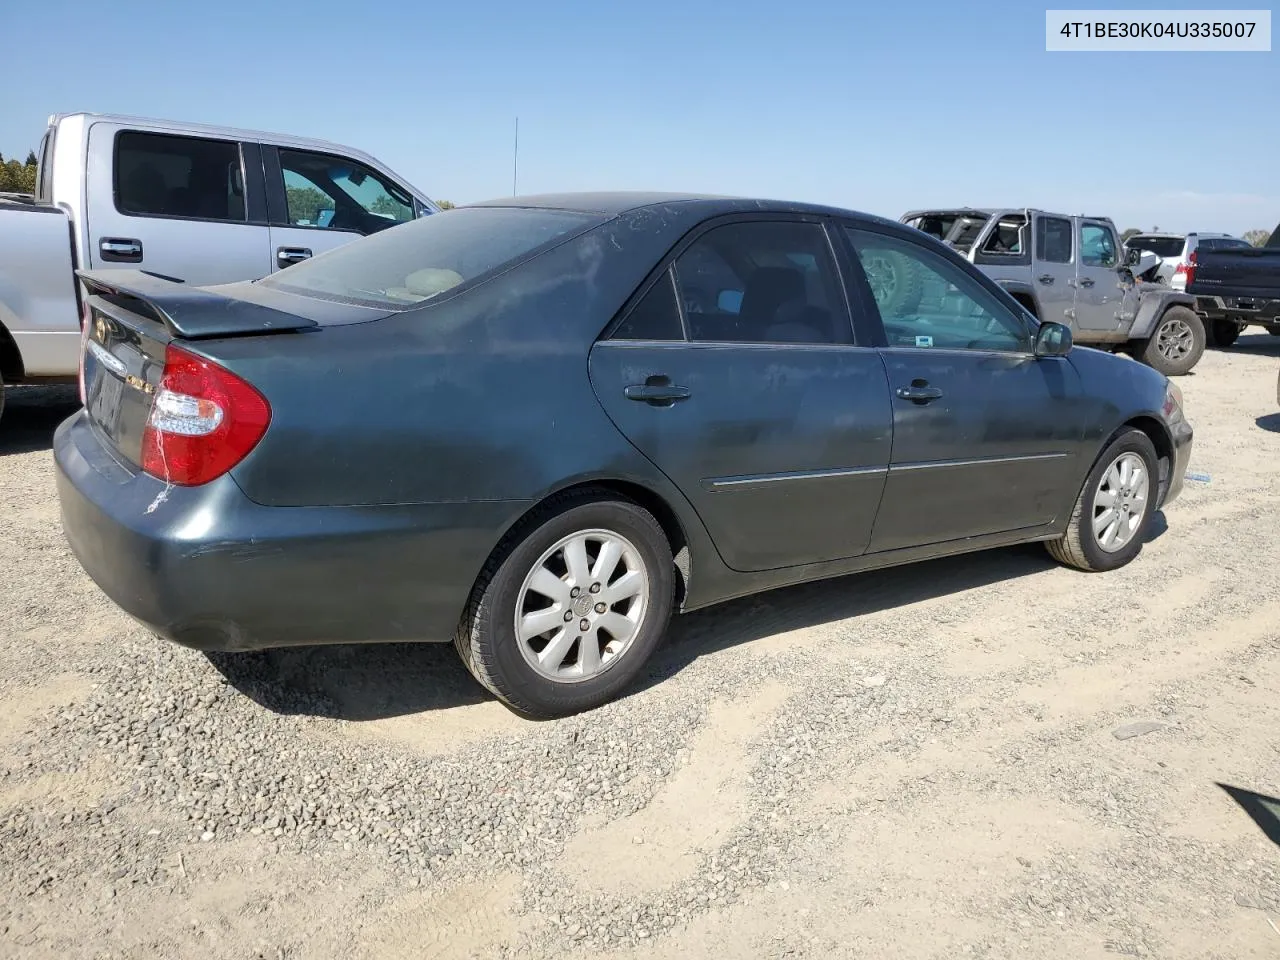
[0,368,6,426]
[1209,319,1241,348]
[1266,323,1280,338]
[1045,428,1160,573]
[1139,306,1205,376]
[454,490,674,719]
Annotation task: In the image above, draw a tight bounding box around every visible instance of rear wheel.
[1210,318,1241,348]
[1046,428,1159,573]
[0,369,5,426]
[454,492,674,718]
[1139,306,1205,376]
[1266,323,1280,338]
[860,249,922,315]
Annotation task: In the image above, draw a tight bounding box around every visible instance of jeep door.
[1074,220,1127,335]
[1030,213,1076,325]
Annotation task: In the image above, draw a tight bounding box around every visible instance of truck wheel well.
[1010,292,1038,318]
[0,324,23,383]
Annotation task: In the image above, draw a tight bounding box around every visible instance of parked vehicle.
[901,207,1207,376]
[0,112,438,422]
[1123,232,1253,290]
[1186,222,1280,347]
[55,193,1193,718]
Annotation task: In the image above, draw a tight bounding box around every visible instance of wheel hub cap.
[1092,452,1150,553]
[514,529,650,683]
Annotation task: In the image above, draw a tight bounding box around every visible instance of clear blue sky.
[2,0,1276,234]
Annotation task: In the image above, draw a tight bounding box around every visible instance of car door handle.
[276,246,312,267]
[99,237,143,262]
[624,381,691,406]
[896,384,944,403]
[1078,277,1095,288]
[1037,274,1055,285]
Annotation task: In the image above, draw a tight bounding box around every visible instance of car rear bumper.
[54,411,530,652]
[1192,294,1280,323]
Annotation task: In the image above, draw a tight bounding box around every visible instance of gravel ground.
[2,338,1280,960]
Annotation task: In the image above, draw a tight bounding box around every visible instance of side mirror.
[1034,321,1073,358]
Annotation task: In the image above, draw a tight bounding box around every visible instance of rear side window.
[612,270,685,341]
[115,131,246,222]
[257,206,598,309]
[1128,235,1185,258]
[1036,216,1072,263]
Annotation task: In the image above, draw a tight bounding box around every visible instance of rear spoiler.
[76,269,318,340]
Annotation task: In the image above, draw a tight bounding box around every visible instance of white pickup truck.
[0,112,440,420]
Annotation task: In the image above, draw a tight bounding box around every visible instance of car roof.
[466,190,903,226]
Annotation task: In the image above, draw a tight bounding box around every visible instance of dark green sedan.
[55,193,1193,717]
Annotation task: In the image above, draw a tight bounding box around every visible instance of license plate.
[89,371,125,432]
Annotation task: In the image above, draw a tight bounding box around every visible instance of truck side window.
[115,132,246,222]
[1035,216,1072,263]
[1081,224,1118,268]
[277,149,415,234]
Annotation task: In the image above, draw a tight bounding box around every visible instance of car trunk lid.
[76,269,321,468]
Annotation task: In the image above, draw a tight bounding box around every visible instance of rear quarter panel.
[218,206,708,509]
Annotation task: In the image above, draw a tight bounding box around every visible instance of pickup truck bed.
[1187,224,1280,334]
[0,197,80,383]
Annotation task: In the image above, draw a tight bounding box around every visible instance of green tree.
[1120,228,1140,242]
[1243,229,1271,247]
[0,149,37,195]
[435,199,455,209]
[285,185,332,224]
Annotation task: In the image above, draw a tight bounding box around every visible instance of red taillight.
[1183,250,1197,286]
[140,344,271,486]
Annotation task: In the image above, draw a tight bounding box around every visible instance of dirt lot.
[2,337,1279,960]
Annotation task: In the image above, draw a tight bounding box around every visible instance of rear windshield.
[258,206,600,309]
[1126,236,1184,258]
[1197,237,1251,251]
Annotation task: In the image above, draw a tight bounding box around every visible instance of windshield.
[258,206,600,309]
[1126,236,1184,258]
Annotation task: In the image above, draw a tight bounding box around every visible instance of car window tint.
[257,206,597,309]
[115,131,245,222]
[1081,223,1118,267]
[278,149,415,233]
[672,221,851,345]
[1036,216,1072,263]
[612,270,685,341]
[1127,235,1184,258]
[846,228,1031,353]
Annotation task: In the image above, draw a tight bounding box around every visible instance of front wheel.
[454,492,674,718]
[1139,306,1205,376]
[1209,318,1241,348]
[1045,428,1159,573]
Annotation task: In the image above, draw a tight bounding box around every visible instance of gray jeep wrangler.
[900,208,1205,376]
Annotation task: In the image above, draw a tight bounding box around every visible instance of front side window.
[671,221,851,345]
[115,131,245,222]
[277,149,415,234]
[1036,216,1073,263]
[847,228,1030,353]
[257,205,597,309]
[1081,223,1118,268]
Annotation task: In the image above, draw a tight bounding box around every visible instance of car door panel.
[1030,213,1076,325]
[262,144,417,274]
[842,223,1086,554]
[589,341,893,572]
[1075,220,1126,334]
[87,123,272,285]
[870,349,1083,552]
